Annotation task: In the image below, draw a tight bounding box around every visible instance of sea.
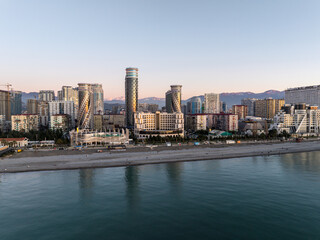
[0,151,320,240]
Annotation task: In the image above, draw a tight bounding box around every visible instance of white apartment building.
[48,101,75,128]
[50,114,71,131]
[203,93,220,113]
[11,114,39,132]
[134,111,184,139]
[285,85,320,107]
[271,105,320,135]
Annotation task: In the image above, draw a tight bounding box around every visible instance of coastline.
[1,140,320,173]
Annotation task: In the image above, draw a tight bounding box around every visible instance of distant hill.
[104,90,284,109]
[21,90,285,110]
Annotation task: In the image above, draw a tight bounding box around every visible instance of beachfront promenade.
[1,140,320,173]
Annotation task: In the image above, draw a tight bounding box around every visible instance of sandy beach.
[1,140,320,173]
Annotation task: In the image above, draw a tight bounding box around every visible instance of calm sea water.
[1,151,320,240]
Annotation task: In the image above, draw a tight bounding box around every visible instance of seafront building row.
[3,70,320,143]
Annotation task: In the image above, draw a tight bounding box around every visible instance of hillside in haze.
[104,90,285,109]
[21,90,285,110]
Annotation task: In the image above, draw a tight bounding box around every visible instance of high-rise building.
[39,90,55,102]
[91,84,104,115]
[203,93,220,113]
[285,85,320,107]
[78,83,94,129]
[187,97,202,114]
[10,91,22,115]
[49,100,75,128]
[0,90,11,121]
[38,101,49,127]
[50,114,71,131]
[59,86,79,105]
[27,99,39,114]
[232,105,248,120]
[165,85,182,113]
[241,98,257,116]
[125,68,138,128]
[254,98,285,119]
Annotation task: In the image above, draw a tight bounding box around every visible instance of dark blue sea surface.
[1,151,320,240]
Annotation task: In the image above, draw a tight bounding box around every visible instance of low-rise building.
[69,128,129,146]
[238,116,267,136]
[11,114,39,132]
[0,137,29,147]
[134,111,184,139]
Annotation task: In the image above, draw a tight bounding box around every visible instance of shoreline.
[1,140,320,174]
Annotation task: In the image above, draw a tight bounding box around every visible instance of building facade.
[78,83,94,129]
[39,90,55,102]
[185,114,207,131]
[91,84,104,115]
[125,68,138,128]
[48,101,75,128]
[203,93,220,113]
[187,97,202,114]
[254,99,285,119]
[271,104,320,135]
[134,111,184,139]
[27,99,39,115]
[50,114,71,131]
[207,113,238,132]
[165,85,182,113]
[241,98,257,116]
[38,101,49,127]
[232,105,248,120]
[103,114,126,130]
[0,90,11,121]
[285,85,320,107]
[11,114,39,132]
[10,91,22,115]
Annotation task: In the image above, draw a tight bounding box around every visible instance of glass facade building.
[125,68,138,128]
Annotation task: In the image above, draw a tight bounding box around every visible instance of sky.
[0,0,320,99]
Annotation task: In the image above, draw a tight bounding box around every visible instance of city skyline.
[1,1,320,98]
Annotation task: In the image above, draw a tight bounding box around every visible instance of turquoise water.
[1,152,320,240]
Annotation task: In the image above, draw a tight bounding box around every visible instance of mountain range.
[104,90,285,109]
[21,90,285,110]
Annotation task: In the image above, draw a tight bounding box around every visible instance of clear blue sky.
[0,0,319,99]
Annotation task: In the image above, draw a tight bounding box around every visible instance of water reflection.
[79,169,95,198]
[166,162,183,195]
[280,151,320,173]
[125,166,140,209]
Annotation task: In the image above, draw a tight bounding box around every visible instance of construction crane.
[0,83,12,92]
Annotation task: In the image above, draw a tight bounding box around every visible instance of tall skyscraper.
[0,90,11,121]
[91,84,104,115]
[78,83,94,129]
[203,93,220,113]
[165,85,182,113]
[39,90,55,102]
[125,68,138,128]
[27,99,39,114]
[10,90,22,115]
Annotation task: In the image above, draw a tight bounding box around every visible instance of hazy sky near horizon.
[1,0,320,99]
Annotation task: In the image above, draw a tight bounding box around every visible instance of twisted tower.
[78,83,94,129]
